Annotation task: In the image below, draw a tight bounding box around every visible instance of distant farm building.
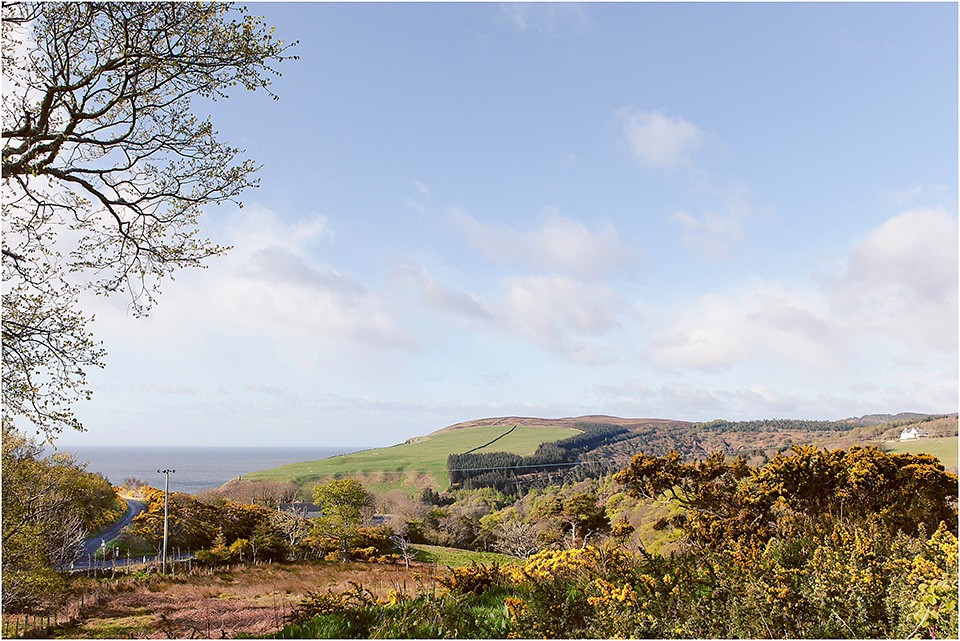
[899,427,920,441]
[278,502,323,518]
[278,502,388,526]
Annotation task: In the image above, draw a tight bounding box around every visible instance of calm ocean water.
[61,446,361,495]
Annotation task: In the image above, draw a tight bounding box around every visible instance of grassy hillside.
[887,436,958,471]
[241,413,957,498]
[244,425,580,494]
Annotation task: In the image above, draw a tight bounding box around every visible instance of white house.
[899,427,920,441]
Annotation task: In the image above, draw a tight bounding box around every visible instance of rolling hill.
[242,423,582,494]
[240,413,958,496]
[435,415,691,433]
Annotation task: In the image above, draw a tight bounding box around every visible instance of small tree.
[560,493,607,548]
[493,519,541,559]
[391,533,415,569]
[312,479,373,562]
[270,511,310,559]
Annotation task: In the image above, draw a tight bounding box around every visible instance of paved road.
[68,499,197,572]
[82,498,147,557]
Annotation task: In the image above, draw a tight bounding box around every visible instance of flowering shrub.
[504,544,630,584]
[437,561,502,594]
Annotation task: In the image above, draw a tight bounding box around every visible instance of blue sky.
[65,2,957,447]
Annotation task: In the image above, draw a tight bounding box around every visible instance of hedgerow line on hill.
[460,425,517,455]
[283,457,633,477]
[448,423,637,492]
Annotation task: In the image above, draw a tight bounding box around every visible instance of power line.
[272,455,637,478]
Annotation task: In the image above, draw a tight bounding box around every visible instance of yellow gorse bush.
[587,578,638,607]
[504,544,631,583]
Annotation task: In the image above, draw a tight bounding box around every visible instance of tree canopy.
[312,479,374,562]
[2,423,122,612]
[2,2,295,439]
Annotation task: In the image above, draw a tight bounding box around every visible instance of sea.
[59,446,362,495]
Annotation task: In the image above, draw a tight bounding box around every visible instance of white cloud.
[498,3,589,34]
[451,207,634,278]
[86,206,414,351]
[392,262,633,365]
[835,207,958,353]
[651,208,958,378]
[651,292,752,372]
[224,206,333,254]
[650,282,848,374]
[497,275,628,364]
[651,282,849,374]
[591,376,950,423]
[671,209,744,258]
[618,109,703,169]
[412,180,431,198]
[880,183,954,210]
[741,385,806,415]
[246,384,300,403]
[215,256,413,349]
[593,378,651,404]
[209,209,413,349]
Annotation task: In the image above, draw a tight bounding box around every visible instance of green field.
[244,425,580,494]
[887,436,958,470]
[412,544,517,566]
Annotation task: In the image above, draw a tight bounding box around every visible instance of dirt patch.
[52,561,435,638]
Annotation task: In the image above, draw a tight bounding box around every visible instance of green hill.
[240,413,957,498]
[243,424,580,495]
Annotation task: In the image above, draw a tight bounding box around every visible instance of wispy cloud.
[498,274,628,364]
[88,206,415,351]
[450,207,634,279]
[393,262,633,365]
[212,212,414,349]
[618,108,703,169]
[389,262,494,321]
[138,381,197,395]
[669,183,762,259]
[498,3,589,35]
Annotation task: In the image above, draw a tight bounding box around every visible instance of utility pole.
[158,468,175,573]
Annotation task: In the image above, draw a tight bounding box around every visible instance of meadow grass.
[411,544,517,567]
[50,549,522,639]
[244,425,579,492]
[887,436,958,470]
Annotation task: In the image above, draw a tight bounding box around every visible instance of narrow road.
[70,498,196,572]
[82,497,147,557]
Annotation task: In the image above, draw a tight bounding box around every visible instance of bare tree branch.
[2,2,296,439]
